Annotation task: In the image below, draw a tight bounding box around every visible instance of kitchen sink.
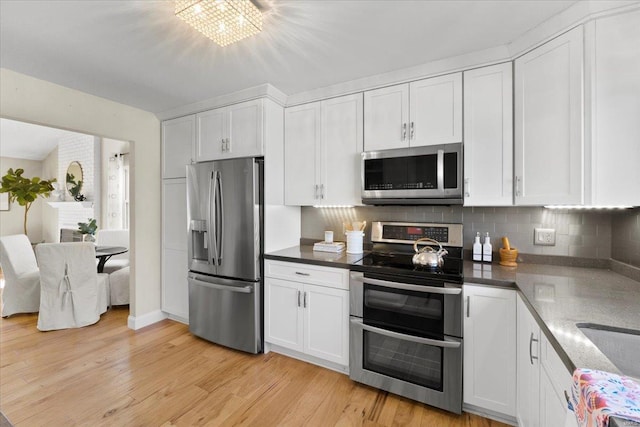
[577,323,640,379]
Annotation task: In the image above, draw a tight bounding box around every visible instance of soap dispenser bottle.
[473,232,482,262]
[483,232,492,263]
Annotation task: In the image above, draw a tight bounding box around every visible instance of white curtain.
[106,153,129,229]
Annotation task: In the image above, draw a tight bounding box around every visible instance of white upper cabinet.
[463,63,513,206]
[162,115,195,179]
[409,72,462,147]
[586,9,640,206]
[284,102,320,206]
[364,73,462,151]
[515,26,584,205]
[285,93,363,206]
[196,99,264,161]
[364,84,409,151]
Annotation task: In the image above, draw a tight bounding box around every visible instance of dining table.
[95,246,128,273]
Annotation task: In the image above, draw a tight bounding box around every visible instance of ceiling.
[0,118,89,161]
[0,0,579,115]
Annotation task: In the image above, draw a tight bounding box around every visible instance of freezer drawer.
[188,273,262,354]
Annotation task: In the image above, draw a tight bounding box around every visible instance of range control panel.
[372,221,463,248]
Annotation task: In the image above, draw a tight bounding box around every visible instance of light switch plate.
[534,228,556,246]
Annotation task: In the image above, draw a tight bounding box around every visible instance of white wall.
[0,156,45,242]
[0,68,161,326]
[41,146,59,243]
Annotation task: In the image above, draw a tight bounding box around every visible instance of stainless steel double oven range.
[349,221,464,414]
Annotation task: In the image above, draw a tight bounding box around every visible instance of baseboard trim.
[127,310,167,330]
[463,403,517,426]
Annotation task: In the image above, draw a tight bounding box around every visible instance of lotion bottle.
[483,232,493,263]
[473,232,482,262]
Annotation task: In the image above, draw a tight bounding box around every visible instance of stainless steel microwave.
[361,144,463,205]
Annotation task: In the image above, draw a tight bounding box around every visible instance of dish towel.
[569,368,640,427]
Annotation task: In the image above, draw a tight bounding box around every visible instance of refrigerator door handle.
[215,170,223,265]
[188,275,254,294]
[209,171,219,266]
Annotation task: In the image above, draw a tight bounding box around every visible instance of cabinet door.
[320,93,363,206]
[265,277,304,352]
[517,294,541,427]
[589,9,640,206]
[364,83,409,151]
[540,367,570,427]
[196,108,226,162]
[227,99,264,159]
[162,115,195,179]
[303,283,349,366]
[284,102,320,206]
[463,64,513,206]
[409,72,462,147]
[463,285,516,417]
[162,179,188,320]
[515,26,583,205]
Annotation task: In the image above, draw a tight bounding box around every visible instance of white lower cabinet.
[463,284,516,420]
[517,294,577,427]
[161,179,188,321]
[264,260,349,369]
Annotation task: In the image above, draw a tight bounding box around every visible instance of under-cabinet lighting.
[544,205,633,210]
[175,0,263,47]
[313,205,355,209]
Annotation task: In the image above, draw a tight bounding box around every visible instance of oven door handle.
[360,277,462,295]
[350,318,461,348]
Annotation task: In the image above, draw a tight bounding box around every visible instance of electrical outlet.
[534,228,556,246]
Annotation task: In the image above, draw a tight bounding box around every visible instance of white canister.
[345,231,364,254]
[324,231,334,243]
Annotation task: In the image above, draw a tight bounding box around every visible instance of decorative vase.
[82,234,96,244]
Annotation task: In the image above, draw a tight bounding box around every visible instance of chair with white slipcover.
[95,229,129,273]
[0,234,41,317]
[35,243,110,331]
[108,265,129,305]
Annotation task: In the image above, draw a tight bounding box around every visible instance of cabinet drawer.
[264,260,349,290]
[540,332,573,404]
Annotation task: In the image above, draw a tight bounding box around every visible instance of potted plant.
[78,218,98,243]
[0,168,56,237]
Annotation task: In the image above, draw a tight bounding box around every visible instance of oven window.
[364,330,443,391]
[364,284,444,337]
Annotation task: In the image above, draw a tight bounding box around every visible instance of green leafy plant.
[0,168,56,236]
[78,218,98,236]
[66,172,86,201]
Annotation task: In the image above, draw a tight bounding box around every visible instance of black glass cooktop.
[358,248,464,284]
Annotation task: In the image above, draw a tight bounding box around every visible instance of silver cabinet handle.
[303,291,307,308]
[351,318,461,348]
[297,290,301,307]
[226,138,231,152]
[363,277,462,295]
[410,121,415,139]
[221,138,225,152]
[466,296,470,317]
[529,332,539,365]
[314,184,318,199]
[402,123,407,140]
[295,271,310,276]
[464,178,470,198]
[320,184,324,200]
[515,176,521,197]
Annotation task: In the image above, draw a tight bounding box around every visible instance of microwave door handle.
[350,318,461,348]
[437,148,445,193]
[209,171,219,266]
[215,170,223,265]
[362,277,462,295]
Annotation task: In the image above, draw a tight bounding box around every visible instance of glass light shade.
[175,0,262,47]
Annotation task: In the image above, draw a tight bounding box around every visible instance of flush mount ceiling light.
[175,0,263,47]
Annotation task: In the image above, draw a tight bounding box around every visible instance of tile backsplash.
[611,208,640,268]
[301,206,620,261]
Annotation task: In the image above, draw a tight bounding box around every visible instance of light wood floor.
[0,308,508,426]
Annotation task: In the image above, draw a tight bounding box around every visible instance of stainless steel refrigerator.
[186,157,263,354]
